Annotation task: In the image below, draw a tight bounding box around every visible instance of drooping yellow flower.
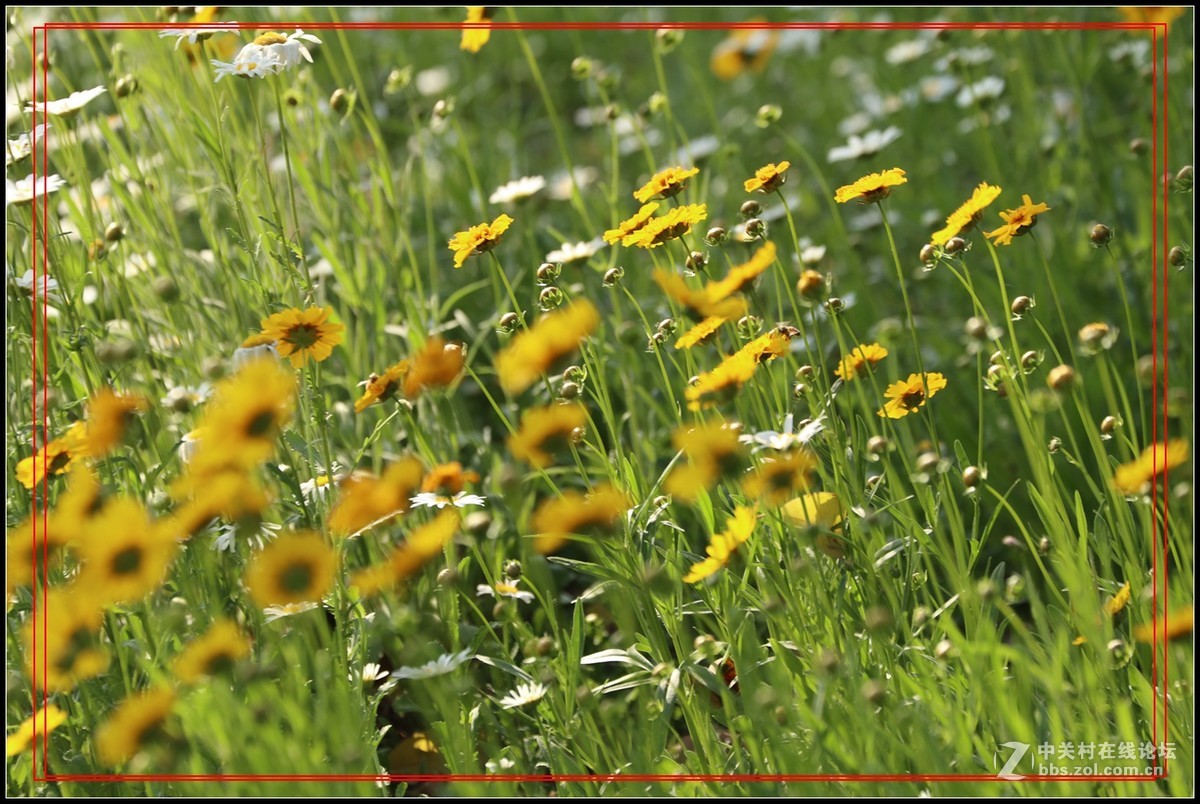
[495,300,600,395]
[742,452,817,506]
[710,23,779,80]
[931,182,1002,246]
[783,491,847,559]
[96,687,176,766]
[744,161,790,193]
[624,203,708,249]
[259,306,344,367]
[654,270,748,321]
[603,203,659,245]
[1117,6,1186,31]
[682,505,757,583]
[877,372,948,419]
[84,389,149,457]
[834,343,889,381]
[663,422,746,502]
[685,351,761,412]
[509,403,588,468]
[172,619,252,684]
[984,194,1051,246]
[25,588,109,692]
[531,484,629,554]
[328,457,425,536]
[15,421,88,490]
[403,337,465,398]
[354,361,410,413]
[834,168,907,204]
[349,509,459,597]
[633,166,699,203]
[1134,607,1194,643]
[1113,439,1189,495]
[675,316,727,350]
[461,6,494,53]
[6,705,67,757]
[449,214,513,268]
[75,497,179,606]
[245,531,337,608]
[705,241,777,300]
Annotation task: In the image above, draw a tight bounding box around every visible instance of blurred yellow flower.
[259,305,344,367]
[654,269,748,321]
[633,166,699,203]
[15,421,87,490]
[76,497,178,606]
[495,300,600,395]
[84,389,148,457]
[878,372,948,419]
[1134,607,1194,643]
[744,161,790,193]
[531,484,629,554]
[931,182,1002,246]
[25,588,109,692]
[742,452,817,506]
[984,194,1051,246]
[96,687,175,766]
[663,422,746,502]
[682,505,757,583]
[834,168,907,204]
[1117,6,1186,31]
[675,316,727,350]
[604,203,659,245]
[624,203,707,249]
[421,462,480,495]
[6,705,67,757]
[328,457,425,537]
[834,343,889,381]
[189,359,295,473]
[245,531,337,608]
[172,619,252,684]
[461,6,494,53]
[685,351,760,411]
[403,337,465,398]
[710,24,779,80]
[706,241,777,300]
[509,403,588,468]
[350,509,460,596]
[449,214,513,268]
[354,361,410,413]
[1113,439,1189,495]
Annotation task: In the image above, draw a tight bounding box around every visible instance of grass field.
[4,6,1194,797]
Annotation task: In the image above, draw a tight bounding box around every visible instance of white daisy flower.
[799,242,827,266]
[361,662,389,683]
[917,75,959,104]
[885,38,931,65]
[159,24,240,48]
[485,757,516,774]
[547,166,598,200]
[263,601,319,622]
[25,86,107,118]
[301,471,342,500]
[10,269,60,302]
[545,238,604,265]
[390,649,473,680]
[6,174,66,207]
[410,491,487,510]
[827,126,902,163]
[488,175,546,205]
[476,581,535,604]
[212,30,322,82]
[6,124,50,166]
[179,428,204,464]
[213,520,280,552]
[499,681,547,709]
[739,414,827,452]
[161,383,213,410]
[956,76,1005,108]
[232,340,280,367]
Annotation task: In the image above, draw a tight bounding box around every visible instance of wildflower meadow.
[4,6,1194,797]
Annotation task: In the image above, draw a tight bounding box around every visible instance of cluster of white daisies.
[159,26,322,81]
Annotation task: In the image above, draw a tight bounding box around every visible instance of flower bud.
[919,243,937,264]
[755,103,782,128]
[538,286,563,310]
[944,236,966,255]
[536,263,559,285]
[1010,295,1034,317]
[705,227,727,246]
[795,365,814,380]
[824,297,845,315]
[1047,436,1062,453]
[497,312,521,334]
[330,88,350,114]
[503,560,522,580]
[153,275,179,302]
[570,56,593,80]
[436,567,459,586]
[560,380,580,399]
[867,436,889,455]
[962,465,982,488]
[964,316,988,340]
[1169,246,1187,267]
[797,270,826,299]
[1129,137,1149,154]
[114,74,138,98]
[1047,364,1075,391]
[602,266,624,287]
[739,200,761,219]
[655,28,684,54]
[685,251,707,272]
[1100,415,1118,435]
[1089,223,1113,246]
[104,221,125,242]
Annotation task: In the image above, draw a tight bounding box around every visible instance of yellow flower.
[84,389,149,457]
[931,183,1002,246]
[710,23,779,80]
[96,687,175,767]
[531,484,629,554]
[240,330,276,349]
[166,469,271,539]
[624,203,707,249]
[461,6,494,53]
[403,337,465,398]
[1103,582,1132,617]
[603,203,659,245]
[495,300,600,395]
[834,168,907,204]
[1113,439,1189,495]
[682,506,757,583]
[449,214,513,268]
[877,372,948,419]
[685,351,760,412]
[354,361,410,413]
[259,306,344,367]
[1118,6,1186,30]
[984,194,1051,246]
[349,509,459,597]
[509,403,588,468]
[15,421,88,490]
[675,316,727,350]
[834,343,889,381]
[705,241,777,300]
[6,705,67,757]
[47,463,107,539]
[75,498,179,606]
[742,452,817,506]
[245,531,337,608]
[172,619,252,684]
[1134,607,1194,643]
[633,166,699,203]
[188,358,295,473]
[421,462,480,496]
[735,324,799,364]
[782,491,845,559]
[744,161,790,193]
[663,422,745,502]
[25,588,109,692]
[328,457,425,536]
[654,270,748,321]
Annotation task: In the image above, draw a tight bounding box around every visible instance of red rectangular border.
[25,12,1175,786]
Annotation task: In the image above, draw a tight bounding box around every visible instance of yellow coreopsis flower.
[782,491,847,559]
[495,300,600,395]
[172,619,252,684]
[15,421,88,490]
[1117,6,1186,31]
[834,168,907,204]
[25,588,109,692]
[706,241,777,300]
[834,343,889,381]
[404,337,466,398]
[654,270,748,321]
[449,214,513,268]
[663,421,746,502]
[531,484,629,554]
[245,531,337,608]
[75,497,179,606]
[675,316,727,350]
[741,452,817,506]
[6,705,67,757]
[744,161,790,193]
[603,203,660,245]
[1113,439,1189,495]
[633,166,699,203]
[685,351,761,411]
[984,194,1051,246]
[328,457,425,537]
[931,182,1002,246]
[509,403,588,468]
[84,389,149,457]
[624,203,707,249]
[710,23,779,80]
[259,306,344,367]
[188,358,296,474]
[351,509,460,596]
[96,687,176,766]
[461,6,494,53]
[877,372,948,419]
[354,361,410,413]
[1134,607,1194,643]
[682,505,757,583]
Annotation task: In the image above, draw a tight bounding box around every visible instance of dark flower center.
[281,561,314,595]
[112,545,143,576]
[286,323,320,350]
